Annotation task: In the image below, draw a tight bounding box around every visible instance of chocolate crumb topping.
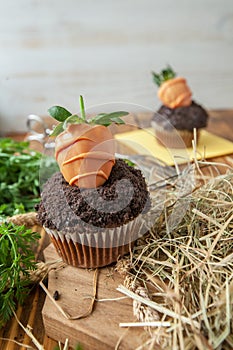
[36,159,150,233]
[153,101,208,131]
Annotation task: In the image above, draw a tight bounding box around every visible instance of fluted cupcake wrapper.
[44,215,145,268]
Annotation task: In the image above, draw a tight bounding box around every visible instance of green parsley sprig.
[0,222,39,327]
[0,138,42,219]
[49,96,128,137]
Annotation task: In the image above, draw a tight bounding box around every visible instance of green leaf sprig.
[49,96,128,137]
[0,222,39,327]
[0,138,42,219]
[152,65,176,87]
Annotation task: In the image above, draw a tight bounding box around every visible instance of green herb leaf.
[48,106,72,122]
[123,159,135,167]
[0,138,42,219]
[87,113,105,123]
[48,97,128,130]
[110,116,126,125]
[104,111,128,119]
[79,95,86,121]
[0,222,39,327]
[50,122,65,137]
[63,114,85,129]
[90,111,128,126]
[152,72,162,87]
[88,113,107,123]
[152,65,176,87]
[51,114,87,137]
[162,65,176,81]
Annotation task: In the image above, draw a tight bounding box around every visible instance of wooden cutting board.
[42,244,148,349]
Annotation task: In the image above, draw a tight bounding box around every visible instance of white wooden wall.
[0,0,233,133]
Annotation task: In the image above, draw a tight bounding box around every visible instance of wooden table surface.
[0,110,233,350]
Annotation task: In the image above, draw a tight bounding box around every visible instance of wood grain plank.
[42,244,149,350]
[22,287,40,348]
[2,306,24,350]
[43,336,58,350]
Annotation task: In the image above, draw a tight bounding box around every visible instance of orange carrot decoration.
[152,66,192,108]
[49,96,128,188]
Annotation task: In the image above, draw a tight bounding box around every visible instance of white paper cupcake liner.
[44,214,146,268]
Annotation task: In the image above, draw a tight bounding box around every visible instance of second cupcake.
[151,66,209,148]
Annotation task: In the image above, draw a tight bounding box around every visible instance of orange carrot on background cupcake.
[151,66,208,148]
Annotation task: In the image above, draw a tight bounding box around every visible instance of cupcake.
[36,96,150,268]
[151,66,209,148]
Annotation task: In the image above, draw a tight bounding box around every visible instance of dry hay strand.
[117,164,233,350]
